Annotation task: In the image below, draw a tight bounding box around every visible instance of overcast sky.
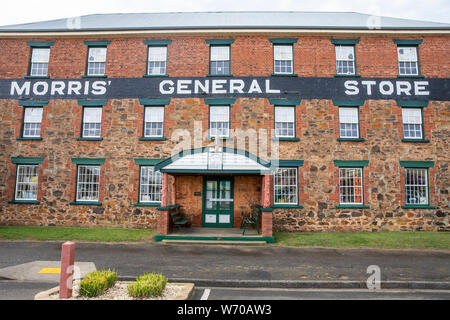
[1,0,449,26]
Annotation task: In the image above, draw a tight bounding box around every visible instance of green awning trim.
[18,100,49,107]
[271,160,304,167]
[204,98,236,105]
[332,100,365,106]
[71,158,105,165]
[269,98,302,106]
[134,159,166,166]
[393,39,423,45]
[205,39,235,45]
[333,160,369,167]
[331,39,360,45]
[396,100,429,107]
[268,38,298,44]
[77,99,108,106]
[143,39,172,46]
[399,161,434,168]
[26,41,54,47]
[139,98,171,106]
[11,157,44,164]
[84,40,111,46]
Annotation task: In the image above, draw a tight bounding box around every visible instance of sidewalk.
[0,241,449,287]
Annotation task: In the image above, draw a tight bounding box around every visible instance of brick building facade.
[0,12,448,241]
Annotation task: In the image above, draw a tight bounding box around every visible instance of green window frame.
[269,38,298,76]
[143,40,172,77]
[83,40,111,77]
[206,39,234,77]
[25,41,54,79]
[269,99,301,141]
[397,100,430,143]
[333,160,370,209]
[272,160,303,208]
[16,100,48,141]
[138,99,170,141]
[274,106,295,138]
[70,158,105,206]
[393,40,423,78]
[400,161,435,209]
[331,39,360,77]
[9,157,44,204]
[209,105,230,139]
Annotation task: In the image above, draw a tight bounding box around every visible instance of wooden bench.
[169,209,191,231]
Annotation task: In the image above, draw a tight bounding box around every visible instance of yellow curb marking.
[38,268,61,274]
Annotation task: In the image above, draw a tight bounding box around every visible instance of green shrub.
[79,270,117,298]
[127,273,168,298]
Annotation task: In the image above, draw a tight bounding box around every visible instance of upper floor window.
[274,106,295,138]
[82,107,102,138]
[210,46,230,75]
[397,47,419,76]
[209,105,230,138]
[339,107,359,139]
[29,48,50,77]
[87,47,107,76]
[147,46,167,76]
[402,108,423,140]
[273,45,293,75]
[23,107,43,138]
[335,45,356,75]
[144,106,164,138]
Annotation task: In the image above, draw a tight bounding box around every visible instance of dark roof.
[0,11,449,32]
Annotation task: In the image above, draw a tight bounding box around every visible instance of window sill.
[24,75,50,79]
[70,201,102,206]
[270,73,298,77]
[82,75,108,78]
[334,74,361,78]
[206,74,233,77]
[401,205,436,209]
[272,204,304,209]
[271,137,300,142]
[143,74,169,78]
[401,139,430,143]
[337,138,366,142]
[16,137,43,141]
[397,74,425,78]
[157,206,170,211]
[205,136,232,141]
[77,137,103,141]
[139,137,167,141]
[8,200,40,204]
[336,205,370,209]
[133,202,161,207]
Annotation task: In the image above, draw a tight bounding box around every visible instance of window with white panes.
[23,108,43,138]
[274,168,298,205]
[144,107,164,137]
[339,168,363,204]
[139,166,162,203]
[76,165,100,202]
[82,107,102,138]
[339,107,359,138]
[335,45,356,75]
[274,106,295,138]
[147,46,167,75]
[273,45,293,74]
[402,108,423,139]
[404,168,428,205]
[15,164,39,201]
[87,47,107,76]
[30,48,50,77]
[210,46,230,75]
[397,47,419,76]
[209,106,230,138]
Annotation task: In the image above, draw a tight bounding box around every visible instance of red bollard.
[59,241,75,299]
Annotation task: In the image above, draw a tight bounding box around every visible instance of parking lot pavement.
[0,281,56,300]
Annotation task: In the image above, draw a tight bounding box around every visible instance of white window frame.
[404,168,429,205]
[335,45,356,75]
[144,106,165,138]
[274,106,295,138]
[15,164,39,201]
[339,107,360,139]
[22,107,43,138]
[139,166,163,203]
[402,108,423,140]
[147,46,167,76]
[397,46,419,76]
[273,45,294,75]
[209,105,230,138]
[76,165,100,202]
[338,167,363,205]
[82,107,102,138]
[273,167,298,205]
[87,47,107,76]
[30,47,50,77]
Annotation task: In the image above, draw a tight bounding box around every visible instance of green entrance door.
[202,177,234,228]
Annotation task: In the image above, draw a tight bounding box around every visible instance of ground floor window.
[139,166,162,203]
[273,167,298,205]
[404,168,428,205]
[76,165,100,202]
[15,164,39,201]
[339,168,363,204]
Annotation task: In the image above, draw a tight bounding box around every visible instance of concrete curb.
[119,277,450,290]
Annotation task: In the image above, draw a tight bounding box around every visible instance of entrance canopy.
[154,147,272,174]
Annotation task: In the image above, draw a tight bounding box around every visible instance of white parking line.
[200,288,211,300]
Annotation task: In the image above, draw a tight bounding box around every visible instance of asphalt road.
[0,240,449,282]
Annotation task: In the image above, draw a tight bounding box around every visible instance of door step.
[161,239,267,245]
